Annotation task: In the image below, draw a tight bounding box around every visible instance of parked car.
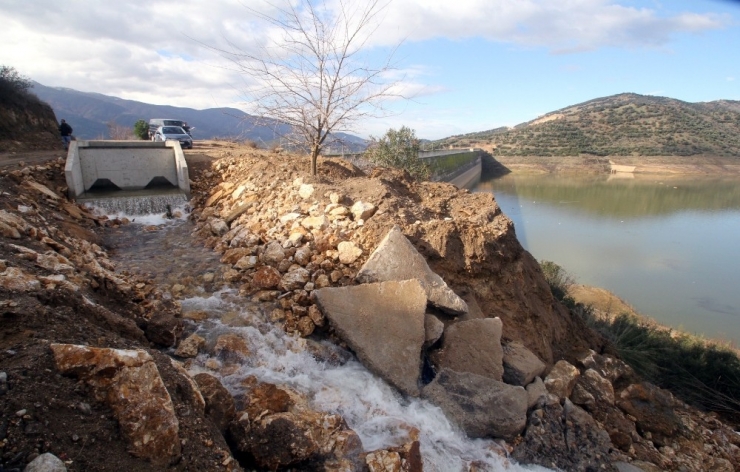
[153,126,193,149]
[148,119,193,140]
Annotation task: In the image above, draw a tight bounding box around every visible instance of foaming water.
[80,189,188,219]
[181,291,550,472]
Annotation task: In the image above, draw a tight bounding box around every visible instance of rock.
[280,212,302,224]
[350,201,376,221]
[356,226,468,315]
[194,373,236,433]
[544,360,580,399]
[307,305,325,327]
[314,280,426,396]
[23,452,67,472]
[282,268,310,290]
[209,218,229,236]
[0,209,30,233]
[578,350,636,384]
[512,398,620,471]
[168,359,206,415]
[244,382,294,418]
[0,266,41,291]
[366,440,422,472]
[424,314,444,348]
[301,215,329,230]
[422,368,527,440]
[262,241,286,264]
[284,232,304,248]
[0,221,21,239]
[174,334,205,358]
[144,313,183,348]
[221,248,252,265]
[235,255,258,270]
[617,383,682,438]
[214,333,250,362]
[431,318,504,381]
[526,376,548,409]
[571,368,615,411]
[298,183,315,199]
[294,246,312,266]
[330,192,341,204]
[337,241,362,264]
[252,266,282,289]
[49,344,180,466]
[502,341,546,386]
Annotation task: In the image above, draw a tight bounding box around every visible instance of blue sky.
[1,0,738,139]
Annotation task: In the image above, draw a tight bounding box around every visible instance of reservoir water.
[473,173,740,346]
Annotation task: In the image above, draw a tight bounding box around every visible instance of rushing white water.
[97,206,551,471]
[180,291,550,472]
[81,191,189,218]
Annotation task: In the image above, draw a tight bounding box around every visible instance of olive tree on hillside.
[366,126,429,180]
[225,0,400,175]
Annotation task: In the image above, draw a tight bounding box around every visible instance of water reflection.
[476,174,740,220]
[474,173,740,345]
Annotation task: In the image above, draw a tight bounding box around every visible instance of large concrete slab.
[313,280,426,396]
[65,140,190,199]
[356,226,468,315]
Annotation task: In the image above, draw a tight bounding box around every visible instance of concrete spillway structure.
[65,140,190,200]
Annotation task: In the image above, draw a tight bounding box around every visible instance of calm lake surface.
[473,173,740,345]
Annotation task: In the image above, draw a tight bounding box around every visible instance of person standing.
[59,119,73,150]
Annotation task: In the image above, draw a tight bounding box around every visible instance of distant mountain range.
[437,93,740,158]
[30,82,367,151]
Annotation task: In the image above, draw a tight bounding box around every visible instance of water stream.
[90,202,548,472]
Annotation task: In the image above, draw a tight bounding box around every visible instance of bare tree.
[225,0,400,175]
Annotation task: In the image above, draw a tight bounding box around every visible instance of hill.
[29,82,367,151]
[438,93,740,158]
[0,74,59,152]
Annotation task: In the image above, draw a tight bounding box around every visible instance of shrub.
[539,259,740,421]
[365,126,430,180]
[133,119,149,140]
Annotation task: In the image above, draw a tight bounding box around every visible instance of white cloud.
[0,0,730,122]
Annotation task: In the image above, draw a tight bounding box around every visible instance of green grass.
[540,260,740,422]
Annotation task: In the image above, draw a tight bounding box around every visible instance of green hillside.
[438,93,740,157]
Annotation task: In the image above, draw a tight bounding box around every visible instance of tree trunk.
[310,146,319,176]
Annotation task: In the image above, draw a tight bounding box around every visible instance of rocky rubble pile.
[1,150,739,471]
[185,151,740,471]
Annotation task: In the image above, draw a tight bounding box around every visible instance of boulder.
[23,453,67,472]
[502,341,546,386]
[214,333,250,362]
[544,360,580,399]
[49,344,180,466]
[337,241,362,264]
[350,201,376,221]
[301,215,329,230]
[526,376,548,410]
[174,334,205,358]
[281,268,310,290]
[431,318,504,381]
[262,241,286,264]
[144,313,183,348]
[235,255,258,270]
[356,226,468,315]
[194,373,236,434]
[421,368,527,440]
[252,266,282,289]
[314,280,426,396]
[424,314,444,348]
[512,398,620,471]
[366,440,422,472]
[298,183,314,199]
[571,368,616,412]
[617,382,682,438]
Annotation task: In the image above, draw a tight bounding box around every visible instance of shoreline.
[486,154,740,176]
